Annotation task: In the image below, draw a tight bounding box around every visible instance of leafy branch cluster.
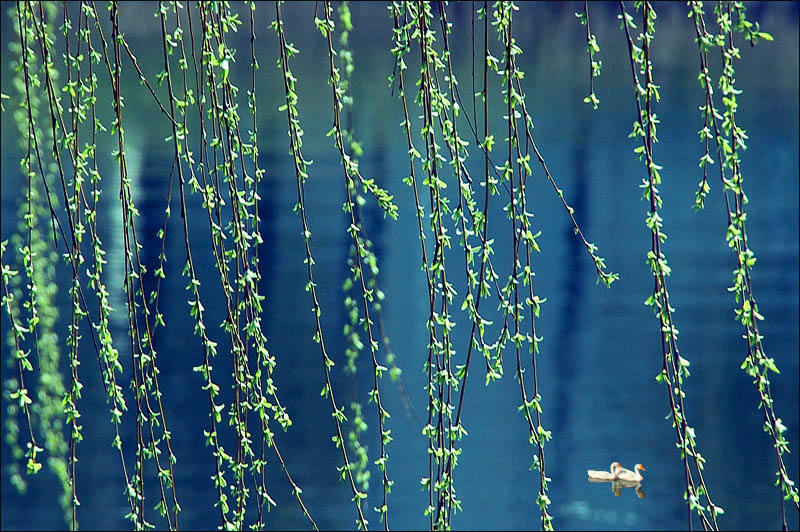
[688,1,798,527]
[274,1,368,528]
[155,2,315,529]
[335,2,414,512]
[0,3,792,532]
[386,2,618,530]
[576,1,602,109]
[336,0,374,505]
[317,0,396,527]
[490,2,558,527]
[620,2,721,529]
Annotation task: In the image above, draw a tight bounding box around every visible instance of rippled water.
[1,2,797,530]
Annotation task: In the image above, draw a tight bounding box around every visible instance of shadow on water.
[550,113,591,489]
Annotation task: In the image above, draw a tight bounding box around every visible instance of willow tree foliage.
[0,1,796,531]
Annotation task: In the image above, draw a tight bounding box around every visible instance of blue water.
[1,2,797,530]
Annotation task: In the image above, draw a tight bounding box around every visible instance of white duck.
[587,462,622,481]
[616,463,646,482]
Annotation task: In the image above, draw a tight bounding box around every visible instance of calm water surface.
[1,3,797,530]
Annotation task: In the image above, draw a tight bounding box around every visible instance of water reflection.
[588,478,646,500]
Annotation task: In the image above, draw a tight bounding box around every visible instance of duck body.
[616,463,645,482]
[587,462,622,481]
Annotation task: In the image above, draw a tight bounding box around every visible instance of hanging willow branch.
[415,3,461,528]
[688,2,799,527]
[323,2,395,528]
[274,1,364,529]
[337,0,377,504]
[492,2,554,529]
[318,1,395,527]
[620,2,721,529]
[171,2,314,529]
[576,0,602,109]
